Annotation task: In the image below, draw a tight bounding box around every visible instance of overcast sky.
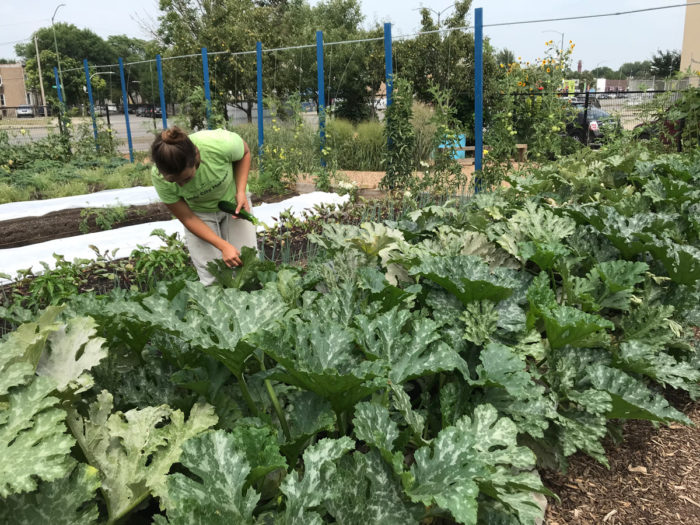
[0,1,692,71]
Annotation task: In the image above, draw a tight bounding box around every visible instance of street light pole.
[542,30,564,59]
[51,3,66,101]
[415,3,456,32]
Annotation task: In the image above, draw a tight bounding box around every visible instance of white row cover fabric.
[0,192,348,284]
[0,186,162,222]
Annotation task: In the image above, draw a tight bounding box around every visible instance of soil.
[0,189,303,250]
[544,398,700,525]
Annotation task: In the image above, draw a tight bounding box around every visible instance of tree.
[15,23,117,105]
[496,48,516,67]
[590,66,615,78]
[650,49,680,78]
[394,0,499,127]
[618,60,652,78]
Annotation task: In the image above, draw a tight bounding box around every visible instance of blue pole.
[202,47,212,129]
[474,7,484,186]
[384,23,393,108]
[256,41,264,163]
[54,67,63,104]
[316,30,325,166]
[83,59,99,150]
[118,57,134,163]
[156,54,168,129]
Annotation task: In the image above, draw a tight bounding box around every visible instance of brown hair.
[150,126,197,177]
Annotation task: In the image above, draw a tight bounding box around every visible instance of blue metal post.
[474,7,484,186]
[156,54,168,129]
[118,57,134,163]
[384,23,393,107]
[54,67,63,104]
[202,47,212,129]
[83,59,99,150]
[256,41,264,163]
[316,30,326,165]
[53,66,66,136]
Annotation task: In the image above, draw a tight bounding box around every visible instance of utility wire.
[32,2,700,74]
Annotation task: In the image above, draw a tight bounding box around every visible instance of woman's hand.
[221,242,243,267]
[235,192,251,214]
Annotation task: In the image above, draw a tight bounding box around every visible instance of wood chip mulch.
[543,400,700,525]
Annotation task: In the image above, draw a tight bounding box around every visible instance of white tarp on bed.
[0,191,348,283]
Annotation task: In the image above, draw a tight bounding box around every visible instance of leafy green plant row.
[1,144,699,524]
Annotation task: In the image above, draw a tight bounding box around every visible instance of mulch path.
[543,398,700,525]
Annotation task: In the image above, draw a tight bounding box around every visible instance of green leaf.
[0,464,101,525]
[36,317,107,393]
[325,450,424,524]
[555,409,609,465]
[409,255,519,305]
[229,423,288,485]
[461,301,500,346]
[279,437,355,525]
[389,383,426,442]
[158,430,260,525]
[282,391,336,461]
[0,307,63,395]
[116,283,288,376]
[618,340,700,397]
[257,319,383,413]
[0,375,75,498]
[586,363,691,424]
[354,307,470,382]
[540,305,614,349]
[475,343,556,439]
[405,404,542,525]
[353,401,399,454]
[66,391,218,522]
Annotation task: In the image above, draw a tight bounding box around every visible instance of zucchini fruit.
[218,200,260,225]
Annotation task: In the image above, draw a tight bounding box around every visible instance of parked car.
[36,106,51,117]
[142,106,163,118]
[566,105,620,145]
[16,105,35,118]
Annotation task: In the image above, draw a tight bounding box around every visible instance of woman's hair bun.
[161,126,187,144]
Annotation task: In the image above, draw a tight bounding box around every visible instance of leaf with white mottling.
[158,430,260,524]
[0,375,75,498]
[279,437,355,525]
[66,391,217,523]
[325,450,424,524]
[405,405,542,525]
[0,464,101,525]
[36,317,107,393]
[355,307,470,383]
[0,307,63,395]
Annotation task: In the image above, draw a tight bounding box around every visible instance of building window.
[0,94,5,106]
[26,93,32,105]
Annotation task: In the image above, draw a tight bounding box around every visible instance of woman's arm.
[233,140,252,214]
[165,199,242,267]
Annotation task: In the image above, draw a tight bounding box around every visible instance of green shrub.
[0,183,30,204]
[411,101,437,166]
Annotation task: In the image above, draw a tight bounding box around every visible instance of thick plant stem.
[265,378,292,441]
[256,353,292,441]
[235,371,259,416]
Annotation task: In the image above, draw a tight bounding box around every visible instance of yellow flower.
[8,159,13,165]
[546,68,551,73]
[500,63,504,68]
[518,56,522,61]
[20,129,27,135]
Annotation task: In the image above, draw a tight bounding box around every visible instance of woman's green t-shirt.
[151,129,245,213]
